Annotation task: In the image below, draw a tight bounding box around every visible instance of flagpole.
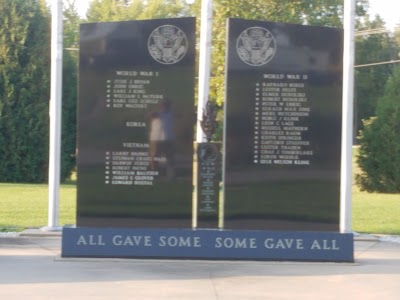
[44,0,63,231]
[340,0,355,233]
[196,0,213,143]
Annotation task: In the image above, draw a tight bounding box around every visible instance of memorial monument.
[76,18,196,229]
[197,101,221,228]
[62,17,353,262]
[224,19,343,232]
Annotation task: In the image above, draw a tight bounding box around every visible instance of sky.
[368,0,400,30]
[76,0,90,17]
[73,0,399,29]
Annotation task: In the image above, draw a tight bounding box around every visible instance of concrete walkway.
[1,233,400,300]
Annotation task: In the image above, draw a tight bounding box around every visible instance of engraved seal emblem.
[236,27,276,66]
[148,25,188,64]
[199,143,219,162]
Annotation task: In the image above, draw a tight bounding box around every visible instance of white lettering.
[310,240,321,249]
[264,238,304,249]
[112,235,152,247]
[310,239,340,250]
[88,235,105,246]
[214,237,257,249]
[158,236,201,247]
[77,235,87,245]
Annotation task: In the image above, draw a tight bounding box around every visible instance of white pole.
[196,0,213,143]
[340,0,355,234]
[45,0,63,231]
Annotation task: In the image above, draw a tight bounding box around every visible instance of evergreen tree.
[356,66,400,192]
[61,51,77,181]
[0,0,50,182]
[61,0,80,181]
[63,0,80,50]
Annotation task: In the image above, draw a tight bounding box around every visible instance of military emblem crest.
[148,25,188,64]
[236,27,276,66]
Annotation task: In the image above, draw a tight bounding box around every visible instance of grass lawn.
[353,184,400,234]
[0,148,399,234]
[0,183,76,231]
[352,146,400,234]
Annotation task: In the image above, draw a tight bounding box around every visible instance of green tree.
[86,0,190,22]
[355,15,399,134]
[394,23,400,48]
[61,0,81,181]
[86,0,136,22]
[61,53,77,181]
[137,0,189,19]
[0,0,50,182]
[356,66,400,192]
[63,0,80,50]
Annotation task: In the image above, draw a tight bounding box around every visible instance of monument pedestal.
[62,227,353,262]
